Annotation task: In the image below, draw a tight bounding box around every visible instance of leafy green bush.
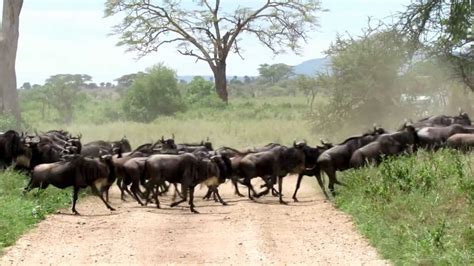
[122,64,185,122]
[336,149,474,264]
[0,114,17,131]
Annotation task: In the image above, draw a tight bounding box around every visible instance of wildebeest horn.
[172,133,175,140]
[293,140,297,147]
[161,136,164,141]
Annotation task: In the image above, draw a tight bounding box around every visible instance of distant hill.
[176,57,332,82]
[292,57,331,76]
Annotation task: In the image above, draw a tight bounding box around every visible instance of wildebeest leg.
[278,176,287,205]
[315,171,330,199]
[90,185,116,211]
[72,186,81,215]
[130,180,144,206]
[150,184,161,209]
[170,183,188,208]
[188,186,199,214]
[242,177,257,201]
[213,187,227,206]
[203,187,213,200]
[292,173,304,202]
[117,177,127,201]
[232,177,245,197]
[324,167,338,197]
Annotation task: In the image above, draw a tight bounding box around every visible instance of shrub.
[122,64,185,122]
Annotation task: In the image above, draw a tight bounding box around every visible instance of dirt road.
[1,176,389,265]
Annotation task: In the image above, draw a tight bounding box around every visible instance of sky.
[1,0,411,85]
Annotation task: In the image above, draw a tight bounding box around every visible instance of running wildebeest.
[417,124,474,149]
[317,127,387,197]
[236,142,307,204]
[24,155,116,215]
[349,123,418,168]
[412,110,471,129]
[446,133,474,151]
[292,140,334,201]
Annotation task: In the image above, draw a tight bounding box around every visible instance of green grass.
[0,170,73,251]
[335,149,474,265]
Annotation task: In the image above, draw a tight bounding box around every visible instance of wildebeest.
[292,140,333,201]
[412,110,471,128]
[235,142,307,204]
[349,124,418,168]
[417,124,474,149]
[142,153,200,212]
[317,127,387,197]
[0,130,24,168]
[24,155,116,215]
[196,153,233,205]
[81,136,131,157]
[446,133,474,151]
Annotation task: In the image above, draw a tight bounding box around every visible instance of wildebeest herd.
[0,110,472,214]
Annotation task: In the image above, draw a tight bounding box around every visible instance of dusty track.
[1,176,389,265]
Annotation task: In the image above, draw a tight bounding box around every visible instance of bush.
[0,114,17,131]
[122,64,185,122]
[335,149,474,264]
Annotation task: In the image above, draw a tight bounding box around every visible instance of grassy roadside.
[0,170,73,251]
[335,149,474,264]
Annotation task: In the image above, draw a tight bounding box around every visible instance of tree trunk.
[0,0,23,128]
[213,62,228,103]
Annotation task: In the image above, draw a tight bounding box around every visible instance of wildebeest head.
[159,136,177,150]
[457,110,471,126]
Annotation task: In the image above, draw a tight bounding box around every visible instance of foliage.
[122,64,185,122]
[336,149,474,264]
[184,76,226,108]
[312,27,412,134]
[258,63,294,84]
[0,114,17,131]
[0,170,73,250]
[105,0,323,101]
[397,0,473,90]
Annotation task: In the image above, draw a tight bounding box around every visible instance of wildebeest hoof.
[191,209,200,214]
[280,200,288,205]
[73,211,81,215]
[109,207,116,211]
[222,202,228,206]
[292,197,299,202]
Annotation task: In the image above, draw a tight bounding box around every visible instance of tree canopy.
[397,0,473,90]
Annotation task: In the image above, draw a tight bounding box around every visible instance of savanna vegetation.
[0,0,473,263]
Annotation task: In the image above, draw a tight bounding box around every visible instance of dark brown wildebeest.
[417,124,474,149]
[0,130,25,168]
[196,153,233,205]
[412,111,471,129]
[81,136,131,157]
[317,127,387,197]
[446,133,474,151]
[292,140,333,201]
[349,124,418,168]
[236,142,307,204]
[142,153,200,213]
[24,155,116,215]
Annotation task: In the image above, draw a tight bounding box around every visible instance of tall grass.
[335,149,474,264]
[0,170,73,250]
[29,96,320,148]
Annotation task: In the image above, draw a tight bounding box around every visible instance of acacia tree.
[0,0,23,126]
[105,0,323,102]
[397,0,473,90]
